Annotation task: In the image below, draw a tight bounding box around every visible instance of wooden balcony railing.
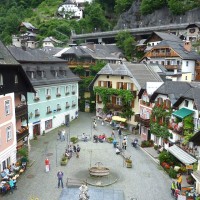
[168,122,183,135]
[106,103,122,111]
[148,51,178,57]
[134,114,150,127]
[68,61,96,66]
[165,65,181,70]
[140,100,152,107]
[17,126,29,142]
[15,104,28,118]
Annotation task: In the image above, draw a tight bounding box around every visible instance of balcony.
[17,126,29,142]
[15,104,28,118]
[68,61,95,66]
[65,92,70,96]
[148,51,178,57]
[72,103,76,107]
[165,65,181,70]
[140,100,152,108]
[135,114,150,127]
[168,122,183,135]
[72,91,76,95]
[56,93,61,97]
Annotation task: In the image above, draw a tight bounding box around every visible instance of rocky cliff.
[115,0,200,30]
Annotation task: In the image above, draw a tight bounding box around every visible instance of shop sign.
[186,165,193,170]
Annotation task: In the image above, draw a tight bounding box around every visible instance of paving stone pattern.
[1,112,174,200]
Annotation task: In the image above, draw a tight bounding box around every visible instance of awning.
[168,145,197,165]
[112,116,127,122]
[172,108,194,119]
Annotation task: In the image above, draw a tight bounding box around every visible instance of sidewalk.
[1,112,173,200]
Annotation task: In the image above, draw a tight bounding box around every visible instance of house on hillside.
[141,38,200,81]
[186,23,200,42]
[12,22,38,49]
[89,62,162,131]
[0,41,35,171]
[42,37,64,48]
[57,44,124,76]
[8,46,80,139]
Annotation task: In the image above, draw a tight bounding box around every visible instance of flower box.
[46,95,51,100]
[46,111,52,114]
[56,93,61,97]
[65,92,70,96]
[72,104,76,107]
[34,97,40,102]
[57,108,61,111]
[72,91,75,95]
[35,113,40,117]
[66,106,70,109]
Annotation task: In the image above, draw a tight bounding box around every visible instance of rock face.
[115,0,200,30]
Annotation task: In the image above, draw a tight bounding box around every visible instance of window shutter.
[123,83,127,90]
[112,96,116,104]
[131,83,134,91]
[117,82,119,89]
[98,81,101,86]
[131,100,135,108]
[103,81,107,87]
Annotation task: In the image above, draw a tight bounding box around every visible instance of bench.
[66,178,86,188]
[77,134,91,142]
[120,152,131,160]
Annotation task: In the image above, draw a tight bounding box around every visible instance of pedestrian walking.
[45,157,50,172]
[93,119,97,129]
[57,170,64,188]
[176,173,182,191]
[76,144,81,158]
[118,128,122,138]
[61,129,65,141]
[111,129,115,138]
[57,130,61,140]
[73,145,77,154]
[101,119,104,126]
[171,181,177,196]
[122,139,127,150]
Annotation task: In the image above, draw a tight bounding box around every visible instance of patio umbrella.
[112,116,127,122]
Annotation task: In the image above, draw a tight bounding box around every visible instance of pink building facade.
[0,93,17,171]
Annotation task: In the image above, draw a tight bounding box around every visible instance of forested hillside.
[0,0,199,45]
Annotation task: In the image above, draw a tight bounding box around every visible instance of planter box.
[60,159,68,166]
[125,162,132,168]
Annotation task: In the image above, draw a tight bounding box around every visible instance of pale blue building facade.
[8,46,80,139]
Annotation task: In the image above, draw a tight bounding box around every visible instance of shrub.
[154,145,158,150]
[168,168,177,179]
[107,137,114,143]
[186,175,195,185]
[141,140,154,147]
[158,151,177,164]
[70,137,78,144]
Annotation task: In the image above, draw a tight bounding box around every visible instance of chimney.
[184,41,192,52]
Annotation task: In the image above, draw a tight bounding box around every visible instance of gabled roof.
[41,47,64,57]
[150,81,191,105]
[20,22,38,30]
[90,62,163,90]
[61,44,124,61]
[173,82,200,111]
[156,40,200,60]
[145,32,182,44]
[186,23,200,29]
[0,41,19,65]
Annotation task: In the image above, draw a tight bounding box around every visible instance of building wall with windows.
[26,82,79,139]
[0,93,17,171]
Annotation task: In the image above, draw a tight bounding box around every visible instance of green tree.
[114,0,133,15]
[140,0,167,15]
[115,31,136,61]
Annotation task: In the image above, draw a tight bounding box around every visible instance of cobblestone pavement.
[2,112,174,200]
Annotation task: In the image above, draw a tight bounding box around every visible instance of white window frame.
[65,86,69,93]
[184,100,189,107]
[116,97,122,105]
[34,90,39,98]
[0,73,3,85]
[56,87,60,94]
[46,88,51,96]
[31,71,35,79]
[5,100,10,115]
[57,104,61,109]
[186,61,189,67]
[6,126,12,142]
[47,106,51,113]
[72,85,75,92]
[35,108,40,116]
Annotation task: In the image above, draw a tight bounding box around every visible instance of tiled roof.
[8,46,65,62]
[154,32,182,42]
[156,40,200,60]
[21,22,37,30]
[151,81,191,104]
[0,41,19,65]
[97,62,162,90]
[7,46,80,86]
[61,44,124,60]
[41,47,64,57]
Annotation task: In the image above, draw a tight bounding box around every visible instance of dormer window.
[0,73,3,86]
[15,75,18,84]
[31,71,35,79]
[38,70,45,78]
[55,71,58,77]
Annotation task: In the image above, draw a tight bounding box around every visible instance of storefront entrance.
[33,124,40,135]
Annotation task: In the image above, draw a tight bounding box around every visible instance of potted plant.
[60,156,68,166]
[70,136,78,144]
[186,175,195,185]
[42,130,45,136]
[107,137,114,143]
[125,159,132,168]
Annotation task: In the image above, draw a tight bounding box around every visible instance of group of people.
[65,144,81,159]
[93,134,106,143]
[171,173,183,197]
